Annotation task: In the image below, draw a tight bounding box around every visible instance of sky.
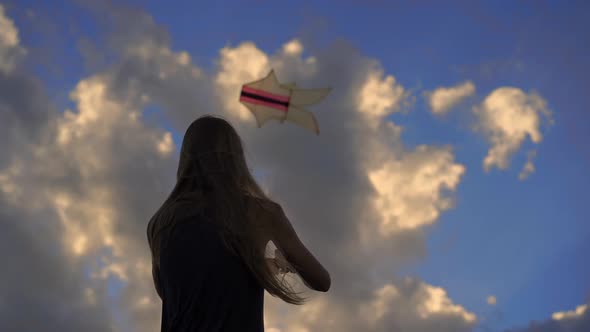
[1,0,589,331]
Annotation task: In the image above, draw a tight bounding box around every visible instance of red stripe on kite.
[242,86,291,102]
[239,96,289,112]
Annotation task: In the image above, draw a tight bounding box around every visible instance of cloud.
[0,9,53,172]
[215,41,272,121]
[424,81,475,115]
[0,4,26,74]
[46,74,178,331]
[264,277,476,332]
[356,65,410,124]
[0,7,115,331]
[506,302,590,332]
[487,295,497,306]
[282,39,304,56]
[357,278,476,332]
[0,8,178,330]
[0,4,476,331]
[367,144,465,233]
[0,200,115,332]
[518,150,537,181]
[472,87,553,175]
[553,304,588,321]
[0,69,178,331]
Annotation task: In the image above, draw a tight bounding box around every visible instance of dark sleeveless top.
[157,205,264,331]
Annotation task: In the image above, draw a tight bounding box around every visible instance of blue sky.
[5,0,590,331]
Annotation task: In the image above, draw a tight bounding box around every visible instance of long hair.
[147,115,307,305]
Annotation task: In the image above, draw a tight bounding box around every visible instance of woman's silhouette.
[147,115,330,331]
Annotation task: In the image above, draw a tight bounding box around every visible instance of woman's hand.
[274,248,294,273]
[266,249,294,275]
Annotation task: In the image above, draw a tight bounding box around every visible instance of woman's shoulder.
[242,193,279,210]
[242,194,285,233]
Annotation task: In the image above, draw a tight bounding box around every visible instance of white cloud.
[215,41,271,120]
[1,69,177,330]
[0,8,116,330]
[262,278,476,332]
[283,39,304,56]
[518,150,537,181]
[473,87,553,175]
[357,64,409,124]
[214,38,321,124]
[0,4,26,73]
[418,284,476,323]
[424,81,475,114]
[487,295,497,305]
[367,145,465,234]
[506,302,590,332]
[358,279,476,331]
[156,131,174,156]
[552,304,588,321]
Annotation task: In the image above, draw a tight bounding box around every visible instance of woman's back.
[158,203,264,332]
[149,115,330,331]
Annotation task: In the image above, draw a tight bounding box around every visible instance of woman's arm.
[152,262,163,300]
[265,249,295,275]
[266,203,331,292]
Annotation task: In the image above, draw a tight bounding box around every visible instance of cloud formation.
[518,150,537,181]
[487,295,497,306]
[0,4,26,74]
[0,5,116,332]
[553,304,588,321]
[424,81,475,115]
[506,302,590,332]
[472,87,553,176]
[0,3,566,332]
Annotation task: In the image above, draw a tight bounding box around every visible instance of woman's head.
[148,115,307,305]
[176,115,249,192]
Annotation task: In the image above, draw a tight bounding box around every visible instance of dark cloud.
[0,69,56,168]
[0,6,115,329]
[0,200,113,331]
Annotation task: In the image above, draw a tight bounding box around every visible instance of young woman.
[147,115,331,331]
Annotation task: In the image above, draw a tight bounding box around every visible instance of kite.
[239,69,331,135]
